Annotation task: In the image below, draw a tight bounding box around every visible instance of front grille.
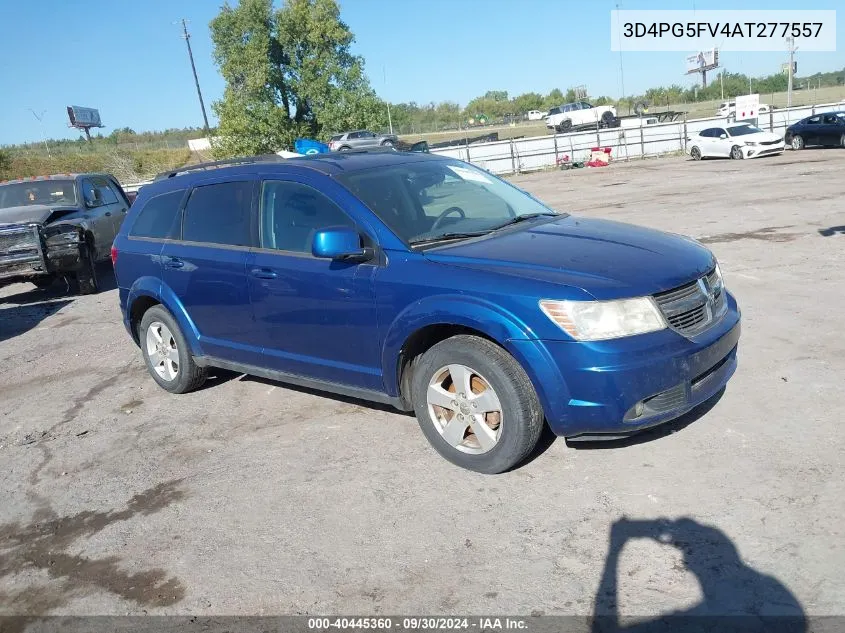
[654,268,726,337]
[761,139,781,146]
[0,226,38,256]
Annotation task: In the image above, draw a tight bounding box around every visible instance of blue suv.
[114,152,740,473]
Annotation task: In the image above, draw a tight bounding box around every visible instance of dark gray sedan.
[784,111,845,150]
[328,130,398,151]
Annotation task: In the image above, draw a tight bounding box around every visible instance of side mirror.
[312,227,373,262]
[719,134,728,140]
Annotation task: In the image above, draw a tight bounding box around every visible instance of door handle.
[105,211,112,216]
[250,267,277,279]
[120,208,127,213]
[165,257,184,269]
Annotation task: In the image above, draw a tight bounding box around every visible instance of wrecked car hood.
[0,205,54,226]
[0,205,82,227]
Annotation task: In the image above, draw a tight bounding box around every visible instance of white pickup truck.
[545,101,617,133]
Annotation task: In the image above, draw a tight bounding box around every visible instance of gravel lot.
[1,150,843,623]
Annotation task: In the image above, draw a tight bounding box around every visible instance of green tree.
[543,88,564,110]
[210,0,386,157]
[512,92,544,114]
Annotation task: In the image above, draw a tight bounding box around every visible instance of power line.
[177,18,210,134]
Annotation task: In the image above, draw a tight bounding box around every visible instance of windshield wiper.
[490,212,558,232]
[409,231,491,247]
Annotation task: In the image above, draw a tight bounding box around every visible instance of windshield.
[337,159,562,246]
[0,180,77,209]
[727,125,762,136]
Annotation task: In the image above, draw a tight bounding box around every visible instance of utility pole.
[720,70,724,100]
[179,19,210,134]
[786,36,797,110]
[28,109,51,157]
[616,3,625,105]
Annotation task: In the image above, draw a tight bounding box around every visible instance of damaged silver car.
[0,173,130,294]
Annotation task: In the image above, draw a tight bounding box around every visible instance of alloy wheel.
[146,321,180,381]
[426,364,503,454]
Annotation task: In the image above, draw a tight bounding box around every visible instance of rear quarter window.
[129,189,186,239]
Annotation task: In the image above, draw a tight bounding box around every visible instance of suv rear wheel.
[140,305,207,394]
[411,335,544,474]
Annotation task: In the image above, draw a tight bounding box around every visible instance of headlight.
[744,141,758,146]
[539,297,666,341]
[712,262,725,290]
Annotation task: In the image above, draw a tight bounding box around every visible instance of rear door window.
[129,189,185,239]
[806,116,821,125]
[182,180,256,247]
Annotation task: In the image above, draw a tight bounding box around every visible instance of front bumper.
[743,142,784,158]
[508,292,741,438]
[0,224,85,282]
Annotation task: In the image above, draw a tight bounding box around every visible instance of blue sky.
[0,0,842,145]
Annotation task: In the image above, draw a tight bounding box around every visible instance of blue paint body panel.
[114,152,741,437]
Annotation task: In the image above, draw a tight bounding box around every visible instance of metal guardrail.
[430,101,845,175]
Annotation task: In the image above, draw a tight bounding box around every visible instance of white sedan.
[687,124,785,160]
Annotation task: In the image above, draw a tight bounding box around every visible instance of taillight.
[110,244,118,267]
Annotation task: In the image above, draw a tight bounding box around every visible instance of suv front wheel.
[411,335,544,474]
[140,305,207,393]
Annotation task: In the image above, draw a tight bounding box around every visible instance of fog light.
[633,402,645,418]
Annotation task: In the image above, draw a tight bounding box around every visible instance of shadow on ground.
[0,265,116,343]
[591,517,806,632]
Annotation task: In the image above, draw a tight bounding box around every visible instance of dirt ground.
[1,149,844,623]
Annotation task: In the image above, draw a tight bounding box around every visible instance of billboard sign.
[735,94,760,121]
[781,61,797,75]
[67,106,103,128]
[685,48,719,73]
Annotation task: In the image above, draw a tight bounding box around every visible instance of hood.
[0,204,53,226]
[737,131,781,143]
[0,205,81,227]
[423,216,715,300]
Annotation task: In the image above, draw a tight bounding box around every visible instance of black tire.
[690,146,702,161]
[791,135,804,150]
[380,139,394,147]
[139,305,207,394]
[557,119,572,133]
[410,335,544,474]
[840,134,845,148]
[32,275,56,289]
[75,243,99,295]
[730,145,744,160]
[600,111,615,128]
[338,145,351,152]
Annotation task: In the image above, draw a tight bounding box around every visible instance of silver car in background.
[328,130,398,151]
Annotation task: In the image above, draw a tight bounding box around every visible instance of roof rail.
[154,154,288,180]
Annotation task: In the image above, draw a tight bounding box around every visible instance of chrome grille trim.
[654,267,726,337]
[0,227,38,256]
